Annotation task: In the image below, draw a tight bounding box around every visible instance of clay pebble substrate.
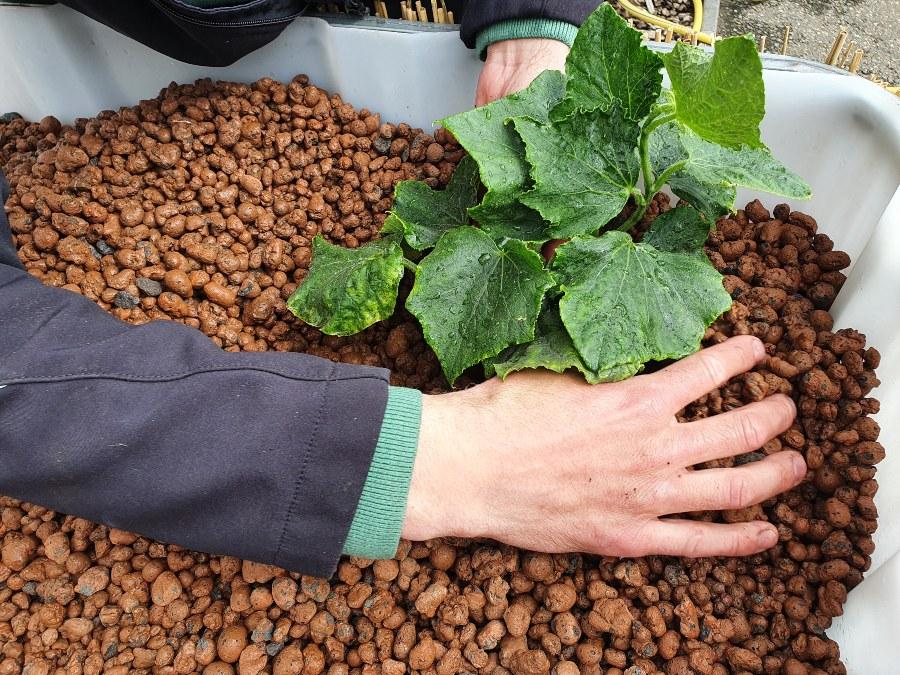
[0,76,884,675]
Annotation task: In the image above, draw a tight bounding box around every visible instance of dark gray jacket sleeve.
[0,174,388,577]
[459,1,603,48]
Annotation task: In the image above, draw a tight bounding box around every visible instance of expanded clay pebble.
[1,75,462,392]
[1,77,887,675]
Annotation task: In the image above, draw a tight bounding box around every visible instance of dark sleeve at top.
[0,173,388,577]
[459,1,603,48]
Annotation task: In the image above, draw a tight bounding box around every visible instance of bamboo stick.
[839,40,857,68]
[758,35,767,53]
[781,25,791,55]
[826,29,848,65]
[849,49,864,74]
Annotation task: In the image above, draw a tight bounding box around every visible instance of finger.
[646,336,766,414]
[671,394,797,466]
[662,450,806,514]
[637,519,780,558]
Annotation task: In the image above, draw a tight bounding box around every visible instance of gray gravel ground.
[719,0,899,84]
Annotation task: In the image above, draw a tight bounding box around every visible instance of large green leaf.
[515,107,641,238]
[406,227,554,384]
[467,193,549,243]
[440,69,566,199]
[552,232,733,376]
[642,205,711,253]
[662,37,765,149]
[489,304,607,383]
[386,155,480,251]
[552,4,663,122]
[287,236,404,335]
[650,121,811,218]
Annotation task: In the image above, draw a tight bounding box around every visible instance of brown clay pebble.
[0,74,884,675]
[151,570,183,605]
[273,643,304,675]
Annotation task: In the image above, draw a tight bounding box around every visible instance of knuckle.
[619,379,666,418]
[721,530,746,557]
[588,523,628,556]
[726,474,754,510]
[681,526,708,558]
[697,353,727,392]
[737,411,766,451]
[648,475,679,512]
[616,521,653,557]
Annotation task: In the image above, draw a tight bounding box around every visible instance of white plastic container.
[2,5,899,672]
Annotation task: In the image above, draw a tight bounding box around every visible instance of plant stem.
[620,110,678,232]
[401,258,418,273]
[649,159,689,195]
[618,203,645,232]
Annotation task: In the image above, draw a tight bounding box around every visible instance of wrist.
[401,387,492,541]
[485,38,572,68]
[476,18,579,60]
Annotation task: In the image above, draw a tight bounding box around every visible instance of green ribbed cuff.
[475,18,580,60]
[342,387,422,559]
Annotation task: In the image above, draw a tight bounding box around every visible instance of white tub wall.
[736,74,900,575]
[0,5,483,132]
[2,4,900,672]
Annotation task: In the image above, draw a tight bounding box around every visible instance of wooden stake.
[826,29,848,65]
[446,10,454,23]
[416,1,428,22]
[431,0,439,23]
[664,28,674,43]
[758,35,767,53]
[690,32,699,46]
[654,28,662,43]
[849,49,864,74]
[839,40,856,68]
[781,25,792,55]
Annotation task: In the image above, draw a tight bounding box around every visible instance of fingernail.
[792,453,807,481]
[758,526,778,548]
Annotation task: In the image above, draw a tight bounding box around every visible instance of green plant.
[287,4,811,386]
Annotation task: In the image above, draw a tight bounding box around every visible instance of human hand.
[403,335,805,558]
[475,38,570,106]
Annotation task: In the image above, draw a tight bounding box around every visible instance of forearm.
[1,177,388,576]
